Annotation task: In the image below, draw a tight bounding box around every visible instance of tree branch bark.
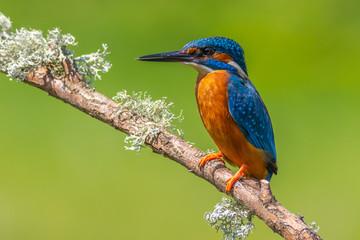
[3,61,322,240]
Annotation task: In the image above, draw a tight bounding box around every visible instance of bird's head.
[137,37,248,79]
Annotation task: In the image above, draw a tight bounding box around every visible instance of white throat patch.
[228,60,248,79]
[183,62,214,79]
[183,61,248,80]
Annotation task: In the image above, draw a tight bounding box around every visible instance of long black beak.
[136,50,193,62]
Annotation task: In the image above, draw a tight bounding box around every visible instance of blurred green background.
[1,0,359,239]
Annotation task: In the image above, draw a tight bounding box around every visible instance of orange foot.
[199,152,224,167]
[225,164,247,192]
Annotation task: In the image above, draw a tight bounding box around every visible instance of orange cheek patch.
[187,48,198,54]
[214,53,233,62]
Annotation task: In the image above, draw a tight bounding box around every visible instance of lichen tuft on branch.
[0,12,111,82]
[113,90,184,152]
[205,197,254,240]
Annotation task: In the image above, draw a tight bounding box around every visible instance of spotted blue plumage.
[227,74,277,180]
[184,37,247,75]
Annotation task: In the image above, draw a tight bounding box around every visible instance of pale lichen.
[309,221,320,233]
[74,43,111,84]
[113,90,183,152]
[206,148,216,154]
[0,12,111,82]
[0,12,12,37]
[204,197,254,240]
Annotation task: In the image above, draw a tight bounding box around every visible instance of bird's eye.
[202,47,215,56]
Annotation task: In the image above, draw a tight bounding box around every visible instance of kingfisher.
[137,37,278,192]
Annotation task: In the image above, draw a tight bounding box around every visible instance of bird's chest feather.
[195,70,267,178]
[195,70,234,140]
[195,70,248,155]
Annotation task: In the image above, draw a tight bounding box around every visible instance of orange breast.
[195,70,268,179]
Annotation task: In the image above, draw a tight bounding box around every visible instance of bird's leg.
[225,164,247,192]
[199,152,224,166]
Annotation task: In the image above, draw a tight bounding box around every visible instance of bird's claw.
[199,152,224,167]
[225,165,247,192]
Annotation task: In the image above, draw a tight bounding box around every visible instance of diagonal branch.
[2,60,322,240]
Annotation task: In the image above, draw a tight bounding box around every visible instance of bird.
[137,37,278,192]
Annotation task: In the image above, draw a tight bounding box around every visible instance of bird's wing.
[227,75,278,175]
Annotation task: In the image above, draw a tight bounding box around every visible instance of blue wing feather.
[227,74,278,178]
